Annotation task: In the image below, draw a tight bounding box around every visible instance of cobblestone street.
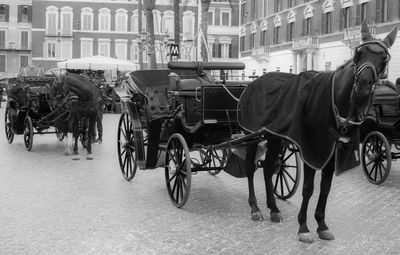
[1,107,400,254]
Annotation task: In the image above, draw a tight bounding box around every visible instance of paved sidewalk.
[1,107,400,254]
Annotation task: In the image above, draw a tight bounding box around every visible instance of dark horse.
[237,22,397,243]
[52,72,101,160]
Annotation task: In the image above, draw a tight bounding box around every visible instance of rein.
[332,40,390,135]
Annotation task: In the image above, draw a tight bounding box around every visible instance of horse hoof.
[72,155,80,160]
[270,212,283,223]
[251,211,264,221]
[298,232,314,243]
[86,154,94,160]
[318,230,335,240]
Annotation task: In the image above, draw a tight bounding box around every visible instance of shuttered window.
[21,31,28,49]
[20,56,28,67]
[0,55,5,72]
[0,31,5,49]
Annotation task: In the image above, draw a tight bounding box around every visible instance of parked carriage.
[116,61,302,207]
[4,66,88,151]
[360,80,400,184]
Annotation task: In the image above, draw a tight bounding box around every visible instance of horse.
[237,21,397,243]
[51,72,101,160]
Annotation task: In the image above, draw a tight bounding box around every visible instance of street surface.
[1,106,400,255]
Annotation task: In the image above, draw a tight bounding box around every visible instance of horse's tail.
[65,73,95,101]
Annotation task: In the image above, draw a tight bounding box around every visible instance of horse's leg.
[63,132,71,155]
[72,117,80,160]
[263,136,283,222]
[86,116,95,160]
[298,164,316,243]
[315,158,335,240]
[246,143,263,221]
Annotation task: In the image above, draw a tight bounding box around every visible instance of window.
[273,26,281,44]
[60,41,72,59]
[250,33,255,48]
[47,42,56,58]
[274,0,281,13]
[0,30,5,48]
[0,5,8,22]
[81,8,93,31]
[260,30,267,46]
[115,9,128,32]
[288,0,295,8]
[98,40,110,56]
[251,0,257,19]
[0,55,5,72]
[162,12,174,33]
[304,17,312,36]
[182,12,194,34]
[20,5,29,22]
[60,7,73,36]
[221,10,231,26]
[46,7,58,36]
[241,2,246,24]
[131,12,146,33]
[287,22,294,41]
[208,9,214,25]
[99,8,111,31]
[153,11,162,34]
[221,43,232,58]
[20,55,28,67]
[323,12,332,34]
[343,7,350,29]
[360,3,368,24]
[81,39,93,58]
[115,40,127,60]
[211,43,221,58]
[131,43,139,61]
[21,31,28,49]
[376,0,388,23]
[240,36,245,51]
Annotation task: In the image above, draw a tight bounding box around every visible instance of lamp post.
[137,31,149,69]
[162,32,172,62]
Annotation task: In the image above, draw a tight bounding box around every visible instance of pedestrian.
[90,70,107,143]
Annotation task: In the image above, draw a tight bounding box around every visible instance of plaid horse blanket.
[238,71,360,174]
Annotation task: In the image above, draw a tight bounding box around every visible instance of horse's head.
[349,20,397,123]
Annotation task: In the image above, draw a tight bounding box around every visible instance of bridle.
[333,40,390,132]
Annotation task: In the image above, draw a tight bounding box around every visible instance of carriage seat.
[373,82,399,105]
[168,72,202,91]
[373,82,400,117]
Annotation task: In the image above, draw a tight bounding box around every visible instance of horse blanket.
[238,71,360,174]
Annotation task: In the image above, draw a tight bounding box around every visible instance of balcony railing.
[343,25,376,43]
[0,42,31,50]
[292,36,319,50]
[60,28,73,37]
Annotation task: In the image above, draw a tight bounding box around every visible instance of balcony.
[292,36,319,51]
[0,42,31,51]
[251,46,270,61]
[60,28,73,37]
[342,25,376,48]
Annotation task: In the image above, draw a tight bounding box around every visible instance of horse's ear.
[382,26,398,48]
[361,20,374,41]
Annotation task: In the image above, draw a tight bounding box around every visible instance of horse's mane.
[335,59,354,71]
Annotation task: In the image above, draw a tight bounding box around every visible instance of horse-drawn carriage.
[4,66,89,151]
[116,61,301,207]
[360,80,400,184]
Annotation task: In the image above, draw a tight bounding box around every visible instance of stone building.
[240,0,400,81]
[0,0,32,79]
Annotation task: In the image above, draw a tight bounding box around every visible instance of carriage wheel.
[117,112,143,181]
[198,148,227,175]
[55,128,64,141]
[4,106,14,144]
[23,116,33,151]
[272,142,301,200]
[165,133,191,208]
[361,131,391,185]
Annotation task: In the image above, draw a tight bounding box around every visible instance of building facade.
[31,0,241,71]
[0,0,32,79]
[240,0,400,81]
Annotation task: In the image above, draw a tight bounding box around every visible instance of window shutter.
[356,4,361,26]
[339,8,344,30]
[302,18,306,36]
[229,44,232,58]
[17,5,21,22]
[286,23,289,41]
[28,6,32,23]
[5,5,9,22]
[321,13,326,35]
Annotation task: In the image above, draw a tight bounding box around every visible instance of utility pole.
[138,0,143,69]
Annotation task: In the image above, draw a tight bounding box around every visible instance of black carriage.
[4,66,86,151]
[360,81,400,184]
[117,62,301,207]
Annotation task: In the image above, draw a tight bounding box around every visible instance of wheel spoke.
[282,168,296,183]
